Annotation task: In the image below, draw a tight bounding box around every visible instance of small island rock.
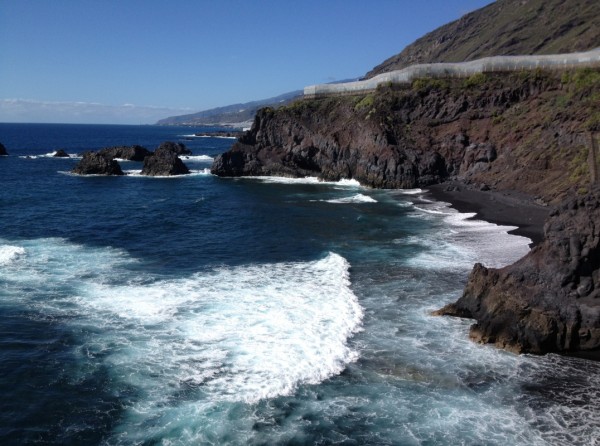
[53,149,70,158]
[98,145,151,161]
[72,152,124,176]
[141,147,190,176]
[156,141,192,156]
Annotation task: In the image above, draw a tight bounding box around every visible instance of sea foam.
[402,193,531,270]
[244,176,362,187]
[2,237,363,440]
[321,194,377,204]
[0,245,26,266]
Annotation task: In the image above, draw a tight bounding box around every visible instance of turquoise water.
[0,123,599,445]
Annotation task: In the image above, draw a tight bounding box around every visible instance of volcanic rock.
[71,152,124,176]
[435,186,600,355]
[212,69,599,204]
[53,149,70,158]
[98,145,151,161]
[156,141,192,156]
[141,147,190,176]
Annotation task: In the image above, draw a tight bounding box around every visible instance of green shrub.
[354,94,374,112]
[568,146,590,183]
[463,73,487,88]
[411,78,449,92]
[571,68,600,91]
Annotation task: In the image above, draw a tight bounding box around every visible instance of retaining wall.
[304,48,600,97]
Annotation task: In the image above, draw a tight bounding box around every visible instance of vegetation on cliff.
[213,67,600,204]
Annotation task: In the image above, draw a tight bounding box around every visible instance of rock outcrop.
[71,152,124,176]
[435,186,600,355]
[53,149,70,158]
[0,142,8,156]
[212,69,599,203]
[141,147,190,176]
[156,141,192,156]
[211,103,448,189]
[98,145,151,161]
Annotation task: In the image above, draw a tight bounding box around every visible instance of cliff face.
[213,68,600,203]
[366,0,600,78]
[436,186,600,355]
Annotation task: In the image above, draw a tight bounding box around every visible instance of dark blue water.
[1,123,599,445]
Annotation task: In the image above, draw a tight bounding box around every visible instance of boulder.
[141,149,190,176]
[156,141,192,156]
[0,142,7,156]
[98,145,151,161]
[71,152,124,175]
[435,185,600,355]
[53,149,70,158]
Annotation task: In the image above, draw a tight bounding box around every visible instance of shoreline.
[426,181,549,246]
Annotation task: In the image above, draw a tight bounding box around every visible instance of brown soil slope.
[366,0,600,79]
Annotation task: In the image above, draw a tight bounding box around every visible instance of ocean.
[0,123,599,445]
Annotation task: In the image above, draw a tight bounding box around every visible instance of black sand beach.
[427,182,549,246]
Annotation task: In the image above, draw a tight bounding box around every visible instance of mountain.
[366,0,600,78]
[156,90,302,126]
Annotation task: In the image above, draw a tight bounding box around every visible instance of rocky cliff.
[211,66,600,356]
[436,186,600,356]
[213,67,600,204]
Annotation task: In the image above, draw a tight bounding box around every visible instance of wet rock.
[437,186,600,355]
[141,148,190,176]
[156,141,192,156]
[71,152,124,176]
[98,145,151,161]
[53,149,70,158]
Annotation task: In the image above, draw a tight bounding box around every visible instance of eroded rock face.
[0,142,8,156]
[211,106,448,188]
[72,152,124,175]
[98,145,151,161]
[211,70,599,204]
[436,186,600,355]
[141,148,190,176]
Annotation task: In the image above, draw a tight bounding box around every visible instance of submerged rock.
[99,145,151,161]
[436,186,600,356]
[141,147,190,176]
[0,142,8,156]
[71,152,124,176]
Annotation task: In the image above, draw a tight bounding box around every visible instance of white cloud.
[0,99,194,125]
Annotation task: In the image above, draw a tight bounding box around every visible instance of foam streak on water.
[0,238,363,443]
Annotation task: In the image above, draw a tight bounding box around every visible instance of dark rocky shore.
[435,186,600,358]
[211,67,600,358]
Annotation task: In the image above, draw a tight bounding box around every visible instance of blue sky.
[0,0,494,124]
